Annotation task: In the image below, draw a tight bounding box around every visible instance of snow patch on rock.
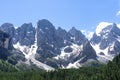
[13,32,54,71]
[54,44,83,60]
[91,43,114,62]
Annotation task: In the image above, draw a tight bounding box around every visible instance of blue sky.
[0,0,120,31]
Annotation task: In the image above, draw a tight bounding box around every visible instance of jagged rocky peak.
[95,22,112,36]
[37,19,55,31]
[16,23,35,46]
[91,22,120,62]
[69,27,87,45]
[57,27,66,33]
[56,27,70,39]
[110,23,120,37]
[36,19,57,59]
[37,19,56,45]
[104,23,117,30]
[95,22,120,36]
[37,19,56,44]
[100,23,120,35]
[69,27,86,39]
[91,23,118,44]
[0,23,15,38]
[20,23,34,31]
[56,27,66,34]
[69,27,78,35]
[91,23,118,42]
[91,23,120,47]
[1,23,14,28]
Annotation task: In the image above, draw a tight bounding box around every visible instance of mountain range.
[0,19,120,71]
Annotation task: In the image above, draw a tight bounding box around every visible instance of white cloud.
[117,23,120,28]
[116,11,120,16]
[81,30,94,40]
[96,22,112,36]
[88,32,94,39]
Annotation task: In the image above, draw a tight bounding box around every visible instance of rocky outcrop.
[0,19,97,69]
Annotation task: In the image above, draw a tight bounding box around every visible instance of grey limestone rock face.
[16,23,35,46]
[35,19,97,68]
[0,19,97,68]
[0,30,12,60]
[91,23,120,56]
[0,23,15,38]
[69,27,87,45]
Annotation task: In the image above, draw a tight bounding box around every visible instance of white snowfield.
[54,43,84,68]
[91,43,114,62]
[66,57,85,68]
[54,44,83,60]
[13,32,54,71]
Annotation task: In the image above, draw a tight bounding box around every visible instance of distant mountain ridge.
[0,19,119,70]
[91,22,120,63]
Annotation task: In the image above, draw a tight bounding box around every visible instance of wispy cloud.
[116,11,120,16]
[81,30,94,40]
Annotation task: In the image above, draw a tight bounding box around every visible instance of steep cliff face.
[36,19,97,68]
[0,20,97,70]
[0,24,26,64]
[15,23,36,46]
[0,30,12,60]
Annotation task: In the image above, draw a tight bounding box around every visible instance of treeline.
[0,54,120,80]
[0,60,18,72]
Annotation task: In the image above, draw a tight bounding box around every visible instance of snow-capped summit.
[91,22,120,62]
[96,22,112,36]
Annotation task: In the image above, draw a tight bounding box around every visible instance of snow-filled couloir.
[13,31,54,71]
